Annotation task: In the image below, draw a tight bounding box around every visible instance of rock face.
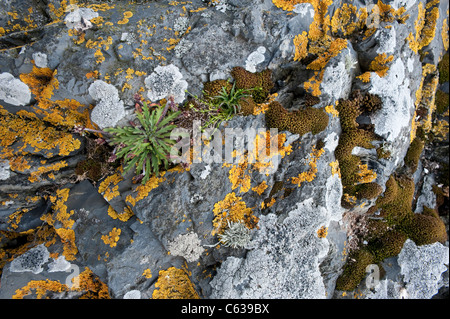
[0,0,448,300]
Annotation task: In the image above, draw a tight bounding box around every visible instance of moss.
[404,137,424,172]
[360,93,383,113]
[368,230,408,262]
[203,79,232,102]
[376,175,398,206]
[355,182,383,200]
[402,210,447,245]
[435,89,449,115]
[238,96,257,116]
[335,248,374,291]
[438,52,449,83]
[231,67,274,103]
[265,101,329,136]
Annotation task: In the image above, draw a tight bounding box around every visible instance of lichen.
[152,267,199,299]
[291,145,325,188]
[101,227,121,248]
[212,192,258,236]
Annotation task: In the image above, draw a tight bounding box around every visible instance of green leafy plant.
[104,99,181,183]
[213,82,251,115]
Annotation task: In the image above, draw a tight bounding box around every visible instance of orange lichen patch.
[343,193,357,206]
[325,103,339,118]
[442,13,449,51]
[0,113,82,164]
[412,63,439,140]
[329,160,341,178]
[117,11,133,24]
[13,266,111,299]
[125,173,167,207]
[357,72,371,83]
[19,66,91,128]
[28,161,68,183]
[86,70,99,79]
[407,2,439,54]
[152,267,199,299]
[291,146,325,187]
[20,66,58,105]
[8,208,29,230]
[55,228,78,261]
[253,93,278,115]
[369,53,394,77]
[8,156,31,172]
[107,205,134,222]
[355,164,377,184]
[86,36,113,64]
[307,38,348,71]
[249,131,293,174]
[228,161,251,193]
[48,188,74,229]
[293,31,309,61]
[212,192,259,236]
[142,268,152,279]
[101,227,121,248]
[331,3,359,36]
[252,181,268,195]
[317,226,328,238]
[261,197,276,209]
[73,267,111,299]
[12,279,67,299]
[98,173,123,201]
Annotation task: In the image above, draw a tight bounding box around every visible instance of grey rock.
[398,239,449,299]
[0,72,31,106]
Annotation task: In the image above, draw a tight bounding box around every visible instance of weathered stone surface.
[0,0,448,300]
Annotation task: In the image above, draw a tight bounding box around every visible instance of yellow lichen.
[212,192,258,236]
[357,72,371,83]
[101,227,121,248]
[98,173,124,201]
[369,53,394,77]
[407,2,439,54]
[293,31,308,61]
[152,267,199,299]
[107,205,134,222]
[143,268,152,279]
[126,173,167,207]
[291,146,325,187]
[329,160,341,178]
[252,181,268,195]
[55,228,78,261]
[325,103,339,118]
[317,226,328,238]
[355,164,377,184]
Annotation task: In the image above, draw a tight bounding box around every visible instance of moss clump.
[435,89,449,115]
[402,207,447,245]
[338,173,448,291]
[438,52,449,83]
[238,96,257,116]
[203,79,233,102]
[376,175,398,206]
[265,101,329,136]
[404,137,424,172]
[355,182,383,200]
[335,248,374,291]
[360,93,383,113]
[367,230,408,261]
[231,67,274,103]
